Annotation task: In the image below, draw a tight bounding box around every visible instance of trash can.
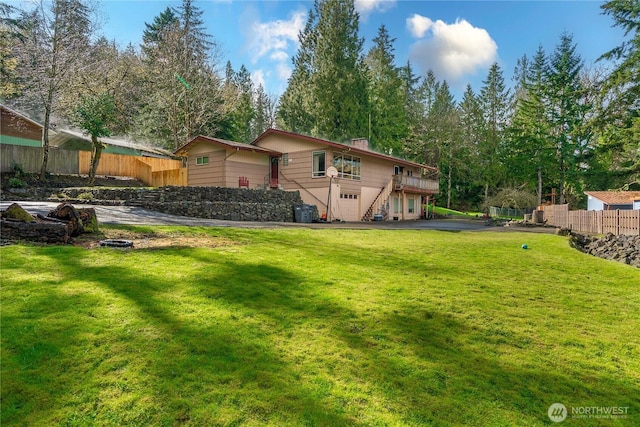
[294,204,314,223]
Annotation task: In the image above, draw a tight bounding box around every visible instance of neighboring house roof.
[50,129,176,158]
[585,191,640,206]
[252,128,438,173]
[0,103,43,130]
[175,135,282,157]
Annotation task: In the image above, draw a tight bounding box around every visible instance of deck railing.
[393,175,439,193]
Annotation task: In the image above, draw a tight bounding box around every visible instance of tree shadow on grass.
[5,242,639,426]
[182,248,640,425]
[3,248,358,426]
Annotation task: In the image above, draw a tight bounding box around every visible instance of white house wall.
[587,195,605,211]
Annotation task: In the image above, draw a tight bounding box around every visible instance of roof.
[585,191,640,206]
[252,128,437,172]
[175,135,282,157]
[49,129,176,158]
[0,103,44,130]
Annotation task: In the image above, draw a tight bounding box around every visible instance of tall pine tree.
[365,24,407,153]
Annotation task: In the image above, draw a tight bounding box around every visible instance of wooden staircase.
[361,179,393,221]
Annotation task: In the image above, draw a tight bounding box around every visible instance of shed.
[585,191,640,211]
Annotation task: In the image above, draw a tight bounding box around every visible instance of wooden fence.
[543,204,640,236]
[78,152,186,186]
[1,144,78,174]
[1,144,186,187]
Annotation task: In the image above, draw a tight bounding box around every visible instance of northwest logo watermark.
[548,403,630,423]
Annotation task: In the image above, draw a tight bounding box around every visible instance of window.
[312,151,326,177]
[393,196,401,214]
[408,197,415,214]
[333,153,361,180]
[394,165,404,175]
[283,153,289,166]
[196,156,209,165]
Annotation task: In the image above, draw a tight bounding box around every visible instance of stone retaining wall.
[570,232,640,268]
[48,186,304,222]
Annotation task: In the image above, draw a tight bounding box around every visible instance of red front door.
[270,157,279,188]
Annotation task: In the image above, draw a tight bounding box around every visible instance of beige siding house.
[176,130,439,222]
[252,129,439,221]
[175,135,281,189]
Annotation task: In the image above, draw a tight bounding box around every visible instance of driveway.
[1,201,547,232]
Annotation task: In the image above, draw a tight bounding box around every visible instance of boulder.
[2,203,35,222]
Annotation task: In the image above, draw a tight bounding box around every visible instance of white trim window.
[312,151,326,177]
[196,156,209,165]
[333,153,361,180]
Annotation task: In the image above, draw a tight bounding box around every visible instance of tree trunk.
[447,166,452,209]
[537,166,542,206]
[484,182,489,209]
[88,135,103,186]
[39,105,52,180]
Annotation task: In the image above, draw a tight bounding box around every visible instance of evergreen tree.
[365,24,407,153]
[312,0,369,142]
[276,7,317,134]
[478,62,511,206]
[0,2,26,98]
[507,46,555,204]
[458,84,485,208]
[138,0,224,149]
[411,70,439,166]
[594,0,640,188]
[433,82,462,208]
[230,65,255,143]
[277,0,368,143]
[398,61,424,160]
[252,84,276,139]
[547,32,590,204]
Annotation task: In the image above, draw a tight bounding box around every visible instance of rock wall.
[48,186,305,222]
[570,232,640,268]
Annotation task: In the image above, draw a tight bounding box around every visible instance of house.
[585,191,640,211]
[49,129,176,159]
[175,135,283,189]
[0,104,43,147]
[176,129,439,222]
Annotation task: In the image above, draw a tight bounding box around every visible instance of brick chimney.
[351,138,369,150]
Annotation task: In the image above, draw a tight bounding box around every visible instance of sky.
[21,0,627,100]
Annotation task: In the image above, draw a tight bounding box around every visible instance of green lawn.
[2,227,639,426]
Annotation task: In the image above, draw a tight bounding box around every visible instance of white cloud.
[355,0,396,19]
[406,14,433,38]
[407,14,498,83]
[270,50,289,62]
[251,69,266,89]
[243,9,306,64]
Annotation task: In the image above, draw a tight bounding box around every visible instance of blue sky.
[88,1,625,99]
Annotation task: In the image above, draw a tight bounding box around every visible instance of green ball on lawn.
[521,244,528,249]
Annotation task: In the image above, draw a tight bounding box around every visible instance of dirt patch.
[73,229,239,250]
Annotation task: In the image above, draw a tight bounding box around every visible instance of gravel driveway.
[1,200,551,232]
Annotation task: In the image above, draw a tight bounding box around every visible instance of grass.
[2,226,639,426]
[426,205,485,218]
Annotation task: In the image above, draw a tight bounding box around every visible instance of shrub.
[8,177,27,188]
[77,192,94,200]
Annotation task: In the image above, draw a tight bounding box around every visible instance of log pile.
[1,203,98,244]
